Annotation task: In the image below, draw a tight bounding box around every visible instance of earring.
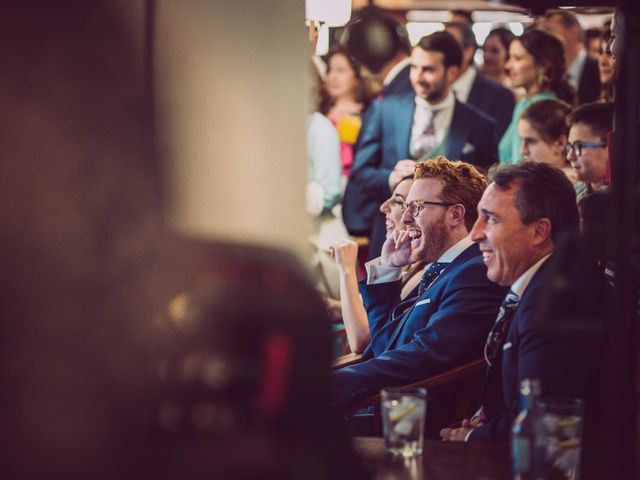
[536,68,549,86]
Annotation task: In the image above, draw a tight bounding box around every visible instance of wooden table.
[353,437,608,479]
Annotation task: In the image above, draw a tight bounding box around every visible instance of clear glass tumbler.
[539,398,584,480]
[381,387,427,457]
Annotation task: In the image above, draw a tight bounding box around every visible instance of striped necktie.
[484,290,521,366]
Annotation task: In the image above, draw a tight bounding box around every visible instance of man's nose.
[401,209,413,225]
[469,219,484,242]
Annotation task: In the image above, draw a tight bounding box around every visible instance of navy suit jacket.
[578,56,601,105]
[342,91,498,253]
[469,253,607,442]
[467,72,515,140]
[332,244,508,430]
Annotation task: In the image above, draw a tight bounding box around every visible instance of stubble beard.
[412,219,449,263]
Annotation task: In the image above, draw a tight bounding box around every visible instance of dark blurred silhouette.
[0,2,362,479]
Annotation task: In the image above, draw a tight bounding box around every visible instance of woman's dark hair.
[520,99,572,144]
[519,28,576,105]
[486,27,515,53]
[319,46,371,115]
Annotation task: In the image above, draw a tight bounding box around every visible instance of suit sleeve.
[348,99,393,201]
[359,279,403,357]
[332,260,505,407]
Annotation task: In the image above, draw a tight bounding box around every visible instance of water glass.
[539,398,584,480]
[381,387,427,457]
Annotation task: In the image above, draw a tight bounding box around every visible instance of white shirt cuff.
[464,430,473,442]
[365,257,403,284]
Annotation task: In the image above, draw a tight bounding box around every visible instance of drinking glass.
[539,398,584,480]
[381,387,427,457]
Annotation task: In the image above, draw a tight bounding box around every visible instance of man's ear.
[446,65,461,83]
[531,217,552,246]
[449,204,466,227]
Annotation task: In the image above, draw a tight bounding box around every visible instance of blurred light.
[509,22,524,36]
[473,22,492,47]
[305,0,351,27]
[315,23,330,56]
[406,22,444,46]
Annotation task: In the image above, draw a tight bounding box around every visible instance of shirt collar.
[438,236,475,263]
[567,48,587,88]
[383,57,410,86]
[415,90,455,112]
[510,253,553,298]
[452,66,477,103]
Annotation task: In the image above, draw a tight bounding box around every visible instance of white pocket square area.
[502,342,513,351]
[415,298,432,306]
[461,142,475,155]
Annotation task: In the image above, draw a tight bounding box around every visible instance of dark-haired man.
[445,22,515,139]
[440,162,605,442]
[566,101,614,201]
[345,31,498,259]
[544,9,600,104]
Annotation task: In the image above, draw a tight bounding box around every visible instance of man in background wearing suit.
[445,22,515,139]
[544,9,601,105]
[333,158,507,436]
[342,16,413,238]
[441,162,605,442]
[345,31,498,260]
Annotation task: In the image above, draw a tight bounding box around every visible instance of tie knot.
[501,290,521,309]
[418,262,449,296]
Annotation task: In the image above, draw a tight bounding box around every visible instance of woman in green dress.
[499,28,576,164]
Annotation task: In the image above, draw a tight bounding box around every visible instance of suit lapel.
[393,93,415,160]
[445,100,470,160]
[467,74,480,106]
[384,243,481,351]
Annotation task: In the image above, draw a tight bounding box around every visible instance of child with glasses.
[566,102,614,201]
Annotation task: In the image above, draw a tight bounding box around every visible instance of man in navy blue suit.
[445,21,515,138]
[343,31,499,259]
[333,158,507,435]
[440,162,605,442]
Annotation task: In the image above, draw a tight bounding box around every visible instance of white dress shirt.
[566,48,587,90]
[409,91,456,159]
[452,66,477,103]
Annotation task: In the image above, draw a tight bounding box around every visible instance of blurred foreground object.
[0,2,361,479]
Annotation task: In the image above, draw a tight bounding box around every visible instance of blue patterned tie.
[484,290,521,366]
[417,262,449,296]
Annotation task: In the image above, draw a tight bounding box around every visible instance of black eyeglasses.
[403,199,455,217]
[564,140,607,157]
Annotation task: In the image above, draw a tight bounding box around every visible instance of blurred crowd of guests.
[306,8,620,323]
[319,6,628,449]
